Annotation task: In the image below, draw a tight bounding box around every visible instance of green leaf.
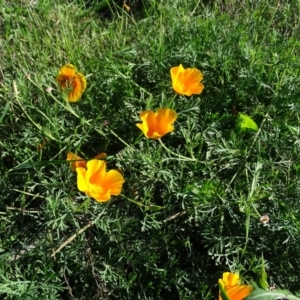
[257,254,269,290]
[0,102,10,124]
[146,205,166,211]
[246,284,300,300]
[7,159,68,173]
[237,113,258,132]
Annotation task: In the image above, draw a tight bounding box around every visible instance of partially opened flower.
[67,151,107,172]
[219,272,252,300]
[76,159,125,202]
[220,272,240,289]
[170,64,204,96]
[136,108,177,139]
[56,64,87,102]
[67,152,87,171]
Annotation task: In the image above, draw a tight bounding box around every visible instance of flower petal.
[86,159,105,184]
[56,64,86,102]
[222,272,240,288]
[91,189,112,202]
[155,108,177,136]
[67,73,87,102]
[219,272,252,300]
[136,111,153,138]
[94,152,107,159]
[157,108,177,124]
[136,108,177,139]
[86,159,106,185]
[103,170,125,195]
[170,66,179,79]
[76,167,88,192]
[170,64,204,96]
[76,158,124,203]
[58,64,76,78]
[67,152,86,171]
[226,285,253,300]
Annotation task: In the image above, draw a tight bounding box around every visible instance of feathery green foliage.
[1,0,300,299]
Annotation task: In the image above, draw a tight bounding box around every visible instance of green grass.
[1,0,300,299]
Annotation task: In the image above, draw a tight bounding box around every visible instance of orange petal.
[67,152,86,171]
[77,72,87,92]
[170,64,204,96]
[226,285,253,300]
[76,158,125,203]
[76,167,88,192]
[103,169,125,195]
[170,65,185,95]
[94,152,107,159]
[136,111,152,138]
[157,108,177,124]
[91,189,112,202]
[136,122,146,135]
[170,66,179,79]
[58,64,76,77]
[170,64,184,78]
[136,108,177,139]
[56,64,86,102]
[56,74,70,88]
[67,73,87,102]
[85,159,106,184]
[155,108,177,137]
[143,110,158,138]
[183,68,203,82]
[222,272,240,288]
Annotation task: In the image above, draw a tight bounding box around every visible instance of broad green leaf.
[237,113,258,132]
[246,284,300,300]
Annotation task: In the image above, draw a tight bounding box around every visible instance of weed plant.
[1,0,300,299]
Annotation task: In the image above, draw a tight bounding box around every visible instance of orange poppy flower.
[56,64,87,102]
[136,108,177,139]
[67,152,107,171]
[219,272,252,300]
[76,159,125,202]
[170,64,204,96]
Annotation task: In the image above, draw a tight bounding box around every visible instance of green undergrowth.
[1,0,300,299]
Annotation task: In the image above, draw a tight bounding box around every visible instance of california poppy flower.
[136,108,177,139]
[67,152,106,171]
[219,272,252,300]
[170,64,204,96]
[76,159,125,202]
[56,64,87,102]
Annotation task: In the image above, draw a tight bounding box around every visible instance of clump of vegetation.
[1,0,300,299]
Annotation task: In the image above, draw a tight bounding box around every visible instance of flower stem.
[108,128,136,151]
[119,194,165,211]
[22,73,135,151]
[13,81,58,141]
[158,139,197,161]
[119,194,145,207]
[251,202,261,218]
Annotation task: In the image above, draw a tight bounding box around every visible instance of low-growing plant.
[1,0,300,299]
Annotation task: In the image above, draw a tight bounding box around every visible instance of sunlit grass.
[1,0,300,299]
